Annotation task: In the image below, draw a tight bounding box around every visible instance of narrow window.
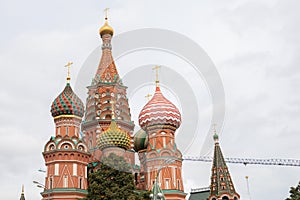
[66,126,69,136]
[63,176,68,188]
[73,164,77,176]
[177,180,180,190]
[165,179,170,189]
[49,177,53,189]
[79,177,82,189]
[163,137,166,147]
[54,164,59,175]
[85,166,87,178]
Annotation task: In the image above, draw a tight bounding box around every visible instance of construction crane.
[183,155,300,167]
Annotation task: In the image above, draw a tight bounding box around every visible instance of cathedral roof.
[208,133,240,200]
[97,119,131,150]
[138,86,181,131]
[133,129,148,152]
[50,83,84,118]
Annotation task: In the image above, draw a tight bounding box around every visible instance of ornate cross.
[152,65,161,87]
[64,61,73,83]
[212,123,217,134]
[104,8,109,20]
[145,93,152,101]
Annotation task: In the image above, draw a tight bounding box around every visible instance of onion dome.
[138,86,181,130]
[99,19,114,37]
[97,120,131,150]
[50,83,84,118]
[133,129,148,152]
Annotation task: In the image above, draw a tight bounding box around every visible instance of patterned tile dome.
[97,120,131,150]
[50,83,84,118]
[133,129,148,152]
[138,86,181,130]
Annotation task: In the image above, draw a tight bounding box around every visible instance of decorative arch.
[46,142,57,151]
[57,140,75,149]
[77,142,88,152]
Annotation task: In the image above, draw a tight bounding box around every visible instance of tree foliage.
[286,181,300,200]
[84,153,149,200]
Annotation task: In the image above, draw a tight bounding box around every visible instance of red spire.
[93,17,121,85]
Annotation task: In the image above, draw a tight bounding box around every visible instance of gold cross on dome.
[64,61,73,83]
[152,65,161,87]
[145,93,152,101]
[104,8,109,20]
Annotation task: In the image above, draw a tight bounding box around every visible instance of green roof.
[188,189,210,200]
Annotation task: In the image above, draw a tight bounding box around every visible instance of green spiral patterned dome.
[97,120,131,150]
[134,129,148,152]
[51,83,84,118]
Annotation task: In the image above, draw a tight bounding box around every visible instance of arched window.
[222,196,229,200]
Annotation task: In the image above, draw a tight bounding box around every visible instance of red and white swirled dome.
[138,86,181,130]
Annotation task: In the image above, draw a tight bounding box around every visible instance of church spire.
[208,126,240,200]
[19,185,25,200]
[64,61,73,84]
[93,8,120,85]
[152,65,161,88]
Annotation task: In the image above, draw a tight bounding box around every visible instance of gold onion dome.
[97,120,131,150]
[133,129,148,152]
[99,18,114,37]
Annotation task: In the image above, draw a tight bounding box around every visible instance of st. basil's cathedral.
[34,14,241,200]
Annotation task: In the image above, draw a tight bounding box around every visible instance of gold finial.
[104,8,109,20]
[145,93,152,101]
[111,100,115,119]
[152,65,161,87]
[99,8,114,36]
[22,184,24,194]
[64,62,73,83]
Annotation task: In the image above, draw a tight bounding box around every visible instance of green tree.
[286,181,300,200]
[85,153,149,200]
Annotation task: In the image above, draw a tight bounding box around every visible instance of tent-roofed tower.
[82,9,134,163]
[208,131,240,200]
[42,63,91,200]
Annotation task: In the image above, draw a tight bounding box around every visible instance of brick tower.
[42,65,91,200]
[82,12,135,164]
[136,68,186,199]
[208,132,240,200]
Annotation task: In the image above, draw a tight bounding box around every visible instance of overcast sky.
[0,0,300,199]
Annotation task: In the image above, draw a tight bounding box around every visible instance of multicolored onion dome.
[97,120,131,150]
[133,129,148,152]
[138,86,181,130]
[99,20,114,37]
[50,83,84,118]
